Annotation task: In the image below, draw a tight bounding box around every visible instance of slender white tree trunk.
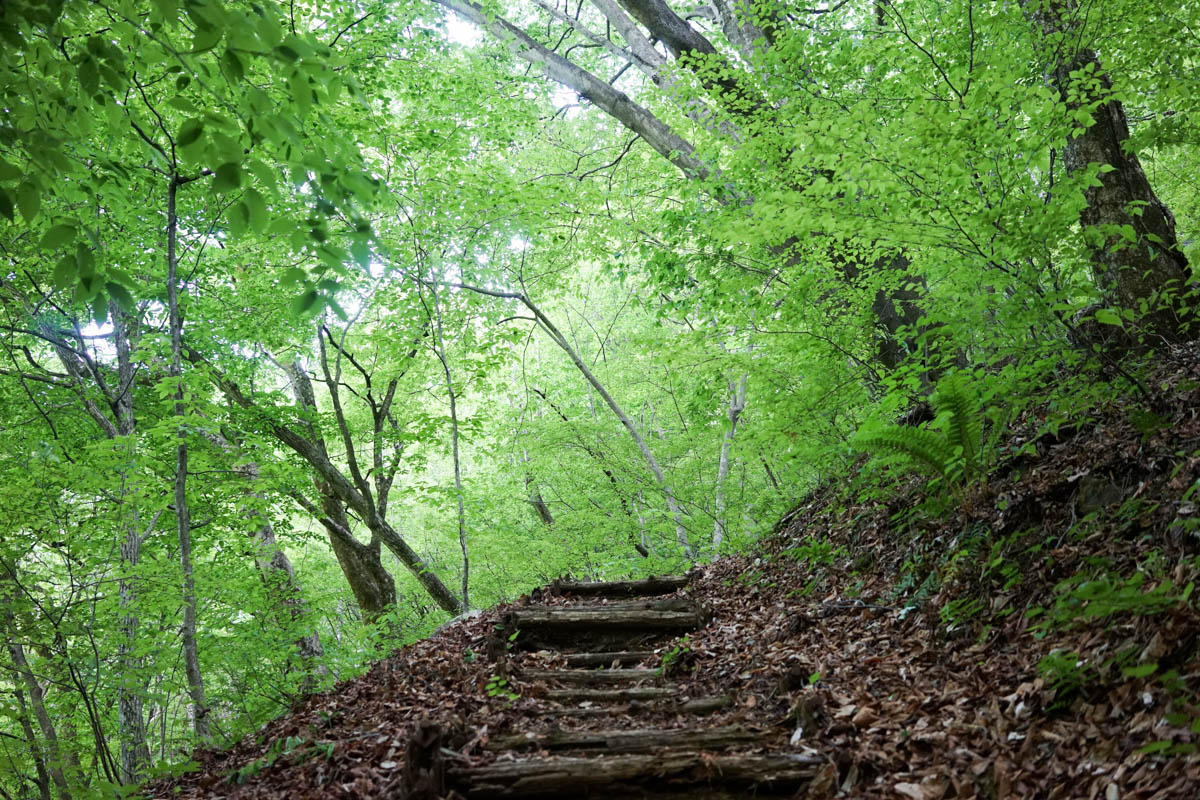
[712,373,747,549]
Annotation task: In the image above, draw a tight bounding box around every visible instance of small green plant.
[1037,649,1096,708]
[853,372,989,491]
[485,675,518,702]
[659,635,694,676]
[1028,572,1192,634]
[779,537,845,568]
[229,735,306,784]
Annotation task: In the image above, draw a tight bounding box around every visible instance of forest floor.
[157,345,1200,799]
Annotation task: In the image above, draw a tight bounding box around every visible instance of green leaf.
[290,288,319,316]
[77,55,99,95]
[221,48,244,82]
[168,95,198,114]
[1093,308,1123,327]
[1135,740,1174,756]
[213,162,242,193]
[280,267,306,286]
[0,187,12,222]
[243,187,268,233]
[350,239,370,269]
[15,180,40,222]
[105,281,135,310]
[289,71,312,117]
[75,244,95,277]
[1121,662,1157,679]
[39,224,77,251]
[0,157,21,181]
[191,24,224,53]
[227,200,249,238]
[178,118,204,147]
[245,158,278,190]
[52,255,76,289]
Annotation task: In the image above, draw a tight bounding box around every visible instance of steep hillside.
[157,347,1200,799]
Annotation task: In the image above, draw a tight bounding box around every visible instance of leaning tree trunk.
[11,682,52,800]
[2,604,73,800]
[1023,0,1193,341]
[317,488,398,622]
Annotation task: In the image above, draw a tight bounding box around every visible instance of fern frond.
[853,426,953,477]
[932,373,983,478]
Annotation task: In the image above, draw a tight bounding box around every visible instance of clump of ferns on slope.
[853,372,987,487]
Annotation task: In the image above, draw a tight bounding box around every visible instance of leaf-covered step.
[507,607,703,632]
[519,668,659,685]
[448,751,826,798]
[485,724,763,754]
[553,597,695,613]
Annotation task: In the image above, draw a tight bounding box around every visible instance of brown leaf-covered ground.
[156,347,1200,798]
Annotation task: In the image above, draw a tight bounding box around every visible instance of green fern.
[853,426,954,478]
[853,372,986,485]
[932,373,983,480]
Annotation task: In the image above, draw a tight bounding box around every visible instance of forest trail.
[433,575,823,798]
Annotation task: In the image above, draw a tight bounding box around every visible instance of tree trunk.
[166,176,209,743]
[7,643,72,799]
[1023,0,1193,340]
[712,373,747,549]
[318,488,397,622]
[11,683,52,800]
[110,308,152,787]
[426,276,470,609]
[233,462,326,678]
[41,304,151,784]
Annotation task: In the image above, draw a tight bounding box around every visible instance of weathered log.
[677,695,734,715]
[519,668,659,686]
[510,608,702,631]
[486,724,762,753]
[547,686,678,703]
[553,694,732,718]
[555,597,696,613]
[549,575,689,598]
[449,751,825,797]
[561,650,655,667]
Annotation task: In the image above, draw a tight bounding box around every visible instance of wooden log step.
[546,686,677,704]
[561,650,655,668]
[448,751,825,798]
[519,668,658,686]
[510,608,702,632]
[485,724,762,754]
[555,597,695,613]
[553,694,732,718]
[548,575,689,598]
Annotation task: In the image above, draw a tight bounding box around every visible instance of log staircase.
[435,575,824,798]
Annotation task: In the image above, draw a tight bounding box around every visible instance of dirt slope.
[157,347,1200,799]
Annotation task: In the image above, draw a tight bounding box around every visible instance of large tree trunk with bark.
[317,487,397,622]
[1023,0,1193,341]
